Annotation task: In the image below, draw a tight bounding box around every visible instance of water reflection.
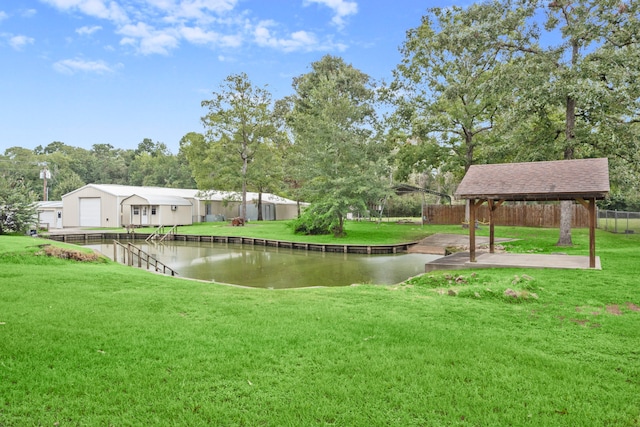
[85,240,441,289]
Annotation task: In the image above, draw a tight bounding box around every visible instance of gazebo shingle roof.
[455,158,610,201]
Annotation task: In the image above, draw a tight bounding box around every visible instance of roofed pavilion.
[454,158,610,268]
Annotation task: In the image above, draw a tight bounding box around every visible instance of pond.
[85,240,441,289]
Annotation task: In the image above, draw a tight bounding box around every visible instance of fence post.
[627,211,630,233]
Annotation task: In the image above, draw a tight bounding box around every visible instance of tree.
[274,96,309,217]
[0,174,37,235]
[49,169,85,200]
[196,73,279,220]
[1,147,42,198]
[88,144,129,184]
[388,1,535,224]
[495,0,640,245]
[392,0,640,243]
[129,139,195,188]
[246,141,285,220]
[287,55,389,236]
[389,1,534,175]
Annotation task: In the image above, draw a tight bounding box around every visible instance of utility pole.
[39,163,50,201]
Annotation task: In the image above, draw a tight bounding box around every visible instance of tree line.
[0,139,195,201]
[2,0,639,239]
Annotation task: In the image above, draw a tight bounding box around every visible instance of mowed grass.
[1,225,640,426]
[133,219,436,245]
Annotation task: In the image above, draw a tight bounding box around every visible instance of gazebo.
[454,158,610,269]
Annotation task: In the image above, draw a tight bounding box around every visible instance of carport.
[454,158,610,269]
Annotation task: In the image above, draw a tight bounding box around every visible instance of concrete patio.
[424,251,601,272]
[412,234,602,272]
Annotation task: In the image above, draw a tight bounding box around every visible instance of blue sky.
[0,0,456,154]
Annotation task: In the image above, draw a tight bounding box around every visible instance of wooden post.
[589,197,596,268]
[488,200,504,254]
[469,199,486,262]
[488,199,495,254]
[469,198,477,262]
[577,198,598,269]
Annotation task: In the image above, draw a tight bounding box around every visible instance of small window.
[151,206,157,215]
[133,207,139,215]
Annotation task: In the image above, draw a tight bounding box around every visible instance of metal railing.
[597,209,640,234]
[145,225,177,242]
[113,240,177,276]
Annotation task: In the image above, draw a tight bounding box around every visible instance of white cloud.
[41,0,128,23]
[219,33,241,47]
[53,57,118,74]
[254,20,317,52]
[305,0,357,28]
[76,25,102,35]
[253,20,345,53]
[118,22,179,55]
[22,9,37,18]
[0,11,8,21]
[180,25,241,47]
[9,35,35,50]
[39,0,349,56]
[174,0,238,21]
[180,25,220,44]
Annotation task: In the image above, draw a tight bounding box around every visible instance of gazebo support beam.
[576,197,597,268]
[469,199,485,262]
[488,199,504,253]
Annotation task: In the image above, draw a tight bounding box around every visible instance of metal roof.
[62,184,301,205]
[121,194,192,206]
[36,201,63,209]
[454,158,610,201]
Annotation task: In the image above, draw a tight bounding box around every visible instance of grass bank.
[1,226,639,426]
[118,220,439,245]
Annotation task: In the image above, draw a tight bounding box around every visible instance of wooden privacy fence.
[423,204,590,228]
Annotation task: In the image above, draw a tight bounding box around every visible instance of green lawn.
[1,225,639,426]
[131,219,438,245]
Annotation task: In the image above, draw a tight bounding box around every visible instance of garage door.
[39,211,55,228]
[79,198,101,227]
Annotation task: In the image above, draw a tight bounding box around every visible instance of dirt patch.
[570,318,589,326]
[606,305,623,316]
[626,302,640,312]
[38,244,102,262]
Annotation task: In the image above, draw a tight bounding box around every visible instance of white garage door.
[39,211,55,228]
[79,198,101,227]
